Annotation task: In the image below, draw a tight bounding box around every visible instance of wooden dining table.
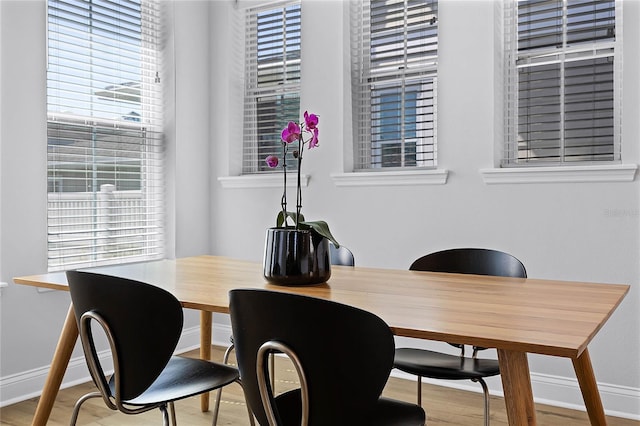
[14,255,629,426]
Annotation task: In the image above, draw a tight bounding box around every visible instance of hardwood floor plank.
[0,347,637,426]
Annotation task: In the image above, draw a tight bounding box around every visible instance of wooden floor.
[1,346,637,426]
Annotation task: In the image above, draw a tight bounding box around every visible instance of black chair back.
[329,242,355,266]
[229,289,395,426]
[410,248,526,278]
[67,270,183,401]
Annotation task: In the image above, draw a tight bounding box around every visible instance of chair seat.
[394,348,500,380]
[111,356,239,406]
[272,390,425,426]
[372,397,427,426]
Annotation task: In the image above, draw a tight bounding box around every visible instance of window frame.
[350,0,439,172]
[241,0,302,176]
[46,0,164,271]
[502,0,623,168]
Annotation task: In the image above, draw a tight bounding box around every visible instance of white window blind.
[351,0,438,170]
[47,0,164,271]
[503,0,620,166]
[242,1,301,174]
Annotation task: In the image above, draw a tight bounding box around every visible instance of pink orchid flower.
[281,121,301,144]
[304,111,319,131]
[308,127,319,148]
[265,155,279,168]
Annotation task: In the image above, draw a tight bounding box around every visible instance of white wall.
[0,0,3,297]
[1,1,61,389]
[209,0,640,419]
[0,0,638,420]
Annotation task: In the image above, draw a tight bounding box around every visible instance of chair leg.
[160,404,170,426]
[473,377,491,426]
[216,379,255,426]
[416,376,422,406]
[247,403,256,426]
[69,391,102,426]
[169,401,177,426]
[237,378,256,426]
[212,342,236,426]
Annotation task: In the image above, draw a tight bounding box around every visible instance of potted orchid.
[262,111,339,285]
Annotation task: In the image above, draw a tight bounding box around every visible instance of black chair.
[394,248,527,426]
[66,270,254,426]
[229,288,425,426]
[329,242,355,266]
[212,244,355,423]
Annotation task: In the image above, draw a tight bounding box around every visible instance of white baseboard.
[2,324,639,421]
[390,368,640,421]
[0,325,203,408]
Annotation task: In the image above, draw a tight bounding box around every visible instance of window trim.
[218,173,309,189]
[218,169,450,188]
[331,169,448,187]
[480,163,637,184]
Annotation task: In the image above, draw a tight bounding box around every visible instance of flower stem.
[296,134,303,230]
[281,142,287,227]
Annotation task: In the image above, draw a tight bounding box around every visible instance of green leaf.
[276,211,305,228]
[275,212,339,247]
[299,220,340,248]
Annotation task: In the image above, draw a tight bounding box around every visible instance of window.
[503,0,620,166]
[242,1,301,174]
[351,0,438,170]
[47,0,164,271]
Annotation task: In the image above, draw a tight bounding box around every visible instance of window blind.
[352,0,438,170]
[242,1,301,174]
[503,0,620,165]
[47,0,164,271]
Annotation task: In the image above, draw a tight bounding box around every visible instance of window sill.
[331,169,448,187]
[218,173,310,189]
[480,164,638,184]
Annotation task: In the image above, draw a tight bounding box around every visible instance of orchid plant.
[265,111,339,247]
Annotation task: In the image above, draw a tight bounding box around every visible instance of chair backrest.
[229,289,394,426]
[66,270,183,402]
[329,242,355,267]
[409,248,526,278]
[410,248,526,354]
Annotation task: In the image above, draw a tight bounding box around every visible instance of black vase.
[263,227,331,286]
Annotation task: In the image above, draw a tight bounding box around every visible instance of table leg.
[573,348,607,425]
[32,304,79,426]
[200,310,212,412]
[497,349,537,426]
